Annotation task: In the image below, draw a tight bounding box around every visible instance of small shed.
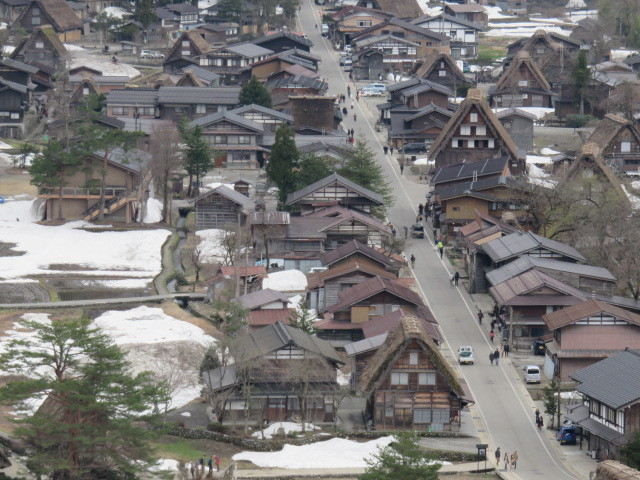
[120,41,141,55]
[233,179,250,196]
[190,184,249,228]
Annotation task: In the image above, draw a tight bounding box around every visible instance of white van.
[321,24,329,36]
[523,365,541,383]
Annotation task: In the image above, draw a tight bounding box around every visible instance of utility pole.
[234,210,241,298]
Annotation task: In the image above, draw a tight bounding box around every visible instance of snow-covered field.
[196,229,226,263]
[0,307,214,410]
[233,436,453,469]
[251,422,320,439]
[67,45,141,79]
[262,269,308,292]
[485,23,573,38]
[0,198,169,281]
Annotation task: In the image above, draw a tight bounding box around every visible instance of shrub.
[564,114,595,128]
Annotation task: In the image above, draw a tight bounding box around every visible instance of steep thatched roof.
[567,142,631,207]
[428,89,519,162]
[412,52,467,83]
[586,113,640,154]
[15,0,83,32]
[166,30,212,61]
[495,51,551,92]
[357,315,463,397]
[595,461,640,480]
[370,0,422,19]
[176,69,205,87]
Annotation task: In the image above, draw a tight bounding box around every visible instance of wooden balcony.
[37,186,129,199]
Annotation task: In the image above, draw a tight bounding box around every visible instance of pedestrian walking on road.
[347,86,351,97]
[504,452,510,471]
[477,310,484,324]
[453,271,460,286]
[392,227,396,237]
[400,163,404,174]
[356,92,360,101]
[495,447,501,467]
[418,203,424,215]
[389,146,394,155]
[410,254,416,268]
[383,145,388,154]
[351,101,354,110]
[535,408,540,423]
[489,330,495,343]
[504,343,510,357]
[353,112,357,122]
[494,349,500,365]
[538,415,544,430]
[437,240,443,258]
[511,451,518,470]
[489,351,494,365]
[208,456,213,474]
[342,106,348,115]
[215,456,221,472]
[404,226,408,238]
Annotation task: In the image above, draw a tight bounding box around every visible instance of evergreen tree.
[288,303,318,334]
[216,0,242,22]
[542,377,559,427]
[267,124,299,204]
[0,316,169,480]
[238,76,273,108]
[134,0,156,28]
[621,430,640,468]
[571,50,590,115]
[295,154,334,191]
[179,118,213,197]
[338,136,394,215]
[361,431,441,480]
[29,141,84,220]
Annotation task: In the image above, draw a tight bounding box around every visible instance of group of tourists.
[535,408,545,430]
[186,455,221,477]
[495,447,519,471]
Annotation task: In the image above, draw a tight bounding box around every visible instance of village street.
[298,4,584,480]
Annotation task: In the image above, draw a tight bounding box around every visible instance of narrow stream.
[167,212,188,294]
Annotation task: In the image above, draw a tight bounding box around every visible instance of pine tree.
[216,0,243,22]
[238,76,273,108]
[571,50,590,115]
[134,0,157,28]
[29,140,84,220]
[295,154,334,191]
[0,316,169,479]
[361,431,441,480]
[266,124,299,204]
[289,303,318,334]
[180,118,213,197]
[338,136,394,215]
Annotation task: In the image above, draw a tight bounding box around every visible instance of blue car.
[559,425,577,445]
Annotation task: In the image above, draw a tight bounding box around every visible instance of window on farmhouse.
[391,372,409,385]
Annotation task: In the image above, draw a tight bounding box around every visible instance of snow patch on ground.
[484,5,515,19]
[251,422,319,439]
[196,229,226,264]
[541,147,561,155]
[416,0,441,16]
[527,155,554,165]
[233,436,395,468]
[622,185,640,210]
[142,197,163,223]
[80,279,151,289]
[93,306,215,408]
[149,459,180,472]
[610,49,639,62]
[99,6,131,19]
[263,269,308,292]
[63,43,85,51]
[413,157,433,166]
[204,182,236,190]
[632,180,640,190]
[0,200,169,280]
[528,164,557,188]
[485,24,572,38]
[337,369,351,386]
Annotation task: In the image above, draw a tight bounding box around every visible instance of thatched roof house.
[585,114,640,173]
[595,461,640,480]
[13,0,83,41]
[357,315,468,431]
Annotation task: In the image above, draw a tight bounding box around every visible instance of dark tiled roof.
[412,13,484,31]
[230,103,294,122]
[399,80,452,98]
[225,42,273,58]
[233,288,290,310]
[489,269,588,306]
[486,256,615,286]
[431,157,509,185]
[482,231,586,263]
[345,333,388,356]
[404,104,453,122]
[321,239,401,270]
[190,184,249,207]
[434,175,513,201]
[180,65,220,83]
[234,321,344,365]
[266,74,327,91]
[1,57,38,73]
[286,173,384,206]
[542,299,640,330]
[570,348,640,409]
[106,88,158,106]
[189,110,263,132]
[157,86,240,105]
[252,30,313,48]
[325,276,424,314]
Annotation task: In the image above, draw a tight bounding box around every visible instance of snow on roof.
[526,155,554,165]
[262,269,308,292]
[528,164,557,188]
[541,147,561,155]
[251,422,319,439]
[0,199,168,280]
[413,157,433,165]
[610,49,640,62]
[484,5,516,19]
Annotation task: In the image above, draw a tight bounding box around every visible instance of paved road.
[298,5,584,480]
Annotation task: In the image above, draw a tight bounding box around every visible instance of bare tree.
[191,245,204,291]
[289,353,335,433]
[149,126,183,224]
[200,338,236,422]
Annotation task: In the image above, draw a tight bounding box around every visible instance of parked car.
[411,223,424,238]
[559,425,577,445]
[361,87,384,97]
[343,45,353,53]
[400,142,428,154]
[343,59,353,71]
[523,365,541,383]
[321,24,329,36]
[532,338,547,355]
[339,54,350,66]
[140,50,164,59]
[458,346,474,365]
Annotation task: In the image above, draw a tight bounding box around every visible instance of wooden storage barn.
[358,315,469,431]
[191,184,249,228]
